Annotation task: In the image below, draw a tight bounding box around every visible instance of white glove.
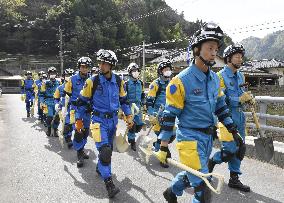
[61,107,68,117]
[55,104,61,112]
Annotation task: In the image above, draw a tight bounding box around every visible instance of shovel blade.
[115,133,129,153]
[254,137,274,162]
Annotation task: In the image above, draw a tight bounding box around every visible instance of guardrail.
[244,96,284,134]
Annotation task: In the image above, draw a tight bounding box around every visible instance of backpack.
[92,74,122,96]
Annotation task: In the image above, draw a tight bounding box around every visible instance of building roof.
[240,65,279,78]
[245,59,284,69]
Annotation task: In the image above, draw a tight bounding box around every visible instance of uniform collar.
[224,66,236,78]
[191,64,210,82]
[158,77,169,84]
[100,73,116,83]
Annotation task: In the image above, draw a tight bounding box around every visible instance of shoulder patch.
[170,84,177,94]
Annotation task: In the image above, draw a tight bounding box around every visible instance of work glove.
[55,103,61,113]
[149,115,158,125]
[231,130,246,161]
[239,91,253,104]
[75,119,84,132]
[21,94,25,101]
[126,114,134,129]
[156,146,171,164]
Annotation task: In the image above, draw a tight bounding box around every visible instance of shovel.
[115,103,139,153]
[59,95,70,148]
[137,135,224,194]
[251,104,274,162]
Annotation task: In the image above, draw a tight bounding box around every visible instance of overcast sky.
[164,0,284,42]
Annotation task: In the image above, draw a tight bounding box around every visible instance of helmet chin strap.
[199,56,216,67]
[232,63,241,69]
[100,70,110,75]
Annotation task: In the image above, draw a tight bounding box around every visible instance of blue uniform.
[159,64,235,203]
[146,77,170,151]
[126,78,145,142]
[41,79,60,129]
[21,79,35,114]
[64,73,91,151]
[54,83,66,108]
[77,73,131,180]
[35,79,43,120]
[211,66,246,174]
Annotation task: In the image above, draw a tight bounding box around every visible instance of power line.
[95,7,170,30]
[226,20,284,32]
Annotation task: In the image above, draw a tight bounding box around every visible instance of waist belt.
[45,96,54,98]
[71,101,77,106]
[93,111,118,119]
[191,126,217,135]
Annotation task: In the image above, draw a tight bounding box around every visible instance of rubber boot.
[53,128,59,137]
[82,149,89,159]
[228,172,250,192]
[129,140,136,151]
[77,150,84,168]
[163,187,177,203]
[65,136,73,149]
[46,127,51,137]
[208,158,216,173]
[104,177,120,198]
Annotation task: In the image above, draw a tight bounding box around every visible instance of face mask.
[163,70,172,77]
[50,74,56,79]
[132,71,140,79]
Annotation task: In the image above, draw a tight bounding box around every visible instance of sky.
[164,0,284,42]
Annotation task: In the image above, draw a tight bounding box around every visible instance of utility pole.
[142,40,145,84]
[59,25,64,75]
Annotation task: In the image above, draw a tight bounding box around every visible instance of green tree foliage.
[0,0,233,65]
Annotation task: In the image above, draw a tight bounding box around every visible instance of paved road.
[0,94,283,203]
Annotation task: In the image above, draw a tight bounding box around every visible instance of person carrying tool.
[125,62,146,151]
[146,59,175,167]
[35,71,45,121]
[64,57,92,165]
[76,49,133,198]
[209,43,252,192]
[156,22,244,203]
[41,67,61,136]
[54,68,74,128]
[21,71,36,117]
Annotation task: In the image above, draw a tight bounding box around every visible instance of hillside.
[241,30,284,60]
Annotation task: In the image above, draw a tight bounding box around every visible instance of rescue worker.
[76,49,133,198]
[64,57,92,165]
[146,59,174,167]
[35,71,45,122]
[41,67,61,137]
[21,71,36,117]
[209,43,252,192]
[54,68,74,135]
[157,22,245,203]
[125,62,145,151]
[40,73,48,126]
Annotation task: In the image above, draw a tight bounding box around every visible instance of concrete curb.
[245,136,284,168]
